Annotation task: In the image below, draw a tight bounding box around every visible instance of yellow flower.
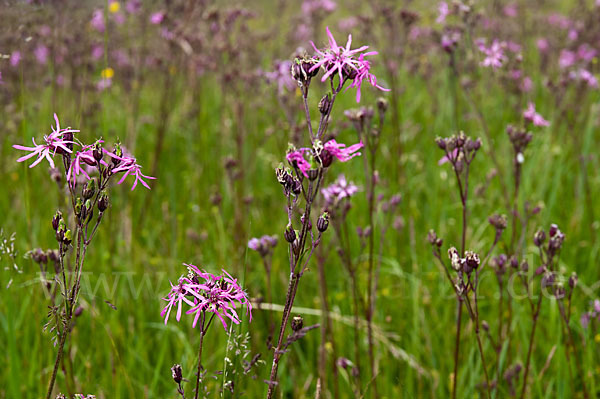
[108,1,120,13]
[595,333,600,344]
[101,67,114,79]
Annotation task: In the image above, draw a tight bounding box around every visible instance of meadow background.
[1,0,599,398]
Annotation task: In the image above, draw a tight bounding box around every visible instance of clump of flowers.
[12,114,155,399]
[161,264,252,330]
[161,264,252,399]
[309,26,388,102]
[523,102,550,127]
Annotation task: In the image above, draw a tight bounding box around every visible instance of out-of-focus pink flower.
[577,44,596,62]
[581,312,591,329]
[569,69,598,88]
[125,0,141,14]
[503,3,517,17]
[321,174,358,206]
[112,12,126,25]
[264,60,296,95]
[568,29,578,41]
[13,114,78,169]
[479,39,506,69]
[161,265,252,330]
[10,51,21,67]
[436,2,450,23]
[537,38,549,53]
[547,14,571,29]
[149,11,164,24]
[302,0,336,15]
[558,50,575,69]
[520,76,533,92]
[56,74,65,86]
[39,25,51,37]
[91,9,105,32]
[91,45,104,60]
[96,78,112,91]
[505,41,521,53]
[523,102,550,127]
[34,45,49,65]
[310,26,377,84]
[346,55,390,102]
[323,139,363,162]
[338,17,358,31]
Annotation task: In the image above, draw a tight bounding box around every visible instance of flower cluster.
[523,102,550,127]
[248,235,278,257]
[286,139,363,177]
[309,27,388,102]
[580,299,600,329]
[321,174,359,207]
[478,39,506,69]
[161,264,252,330]
[13,114,155,190]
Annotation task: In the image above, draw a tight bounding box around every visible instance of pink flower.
[577,44,596,62]
[570,69,598,88]
[263,60,296,95]
[537,38,549,53]
[286,147,312,177]
[559,50,576,69]
[161,265,252,330]
[10,51,21,67]
[479,39,506,69]
[302,0,336,15]
[13,114,78,168]
[67,142,108,186]
[34,45,49,65]
[323,139,363,162]
[321,174,358,205]
[287,139,363,177]
[108,153,156,190]
[436,2,450,24]
[523,102,549,127]
[520,76,533,92]
[96,77,112,91]
[310,27,378,84]
[503,3,517,17]
[149,11,164,25]
[91,9,105,32]
[438,148,458,165]
[346,54,390,102]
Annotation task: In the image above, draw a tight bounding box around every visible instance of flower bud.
[568,273,577,289]
[549,224,558,237]
[98,191,109,212]
[291,315,304,332]
[307,168,319,181]
[377,97,388,114]
[533,230,546,247]
[317,212,330,232]
[52,211,63,231]
[171,364,183,384]
[93,143,103,162]
[320,149,333,168]
[63,229,73,246]
[82,179,96,200]
[319,93,332,115]
[482,320,489,331]
[435,137,447,150]
[284,224,296,243]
